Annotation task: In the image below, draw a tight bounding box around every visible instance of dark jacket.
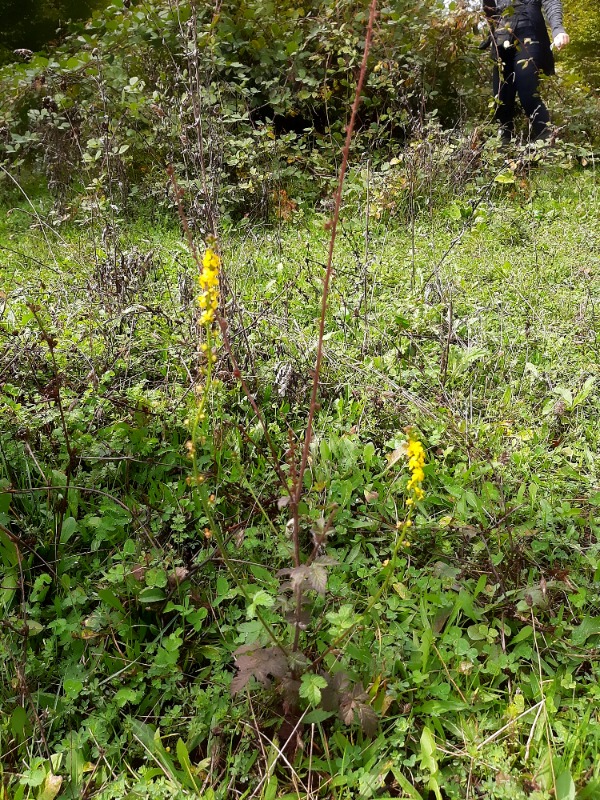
[482,0,567,75]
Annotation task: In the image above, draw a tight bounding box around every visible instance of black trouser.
[493,33,551,141]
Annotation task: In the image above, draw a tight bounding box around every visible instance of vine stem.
[291,0,379,651]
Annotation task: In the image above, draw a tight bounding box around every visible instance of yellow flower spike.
[202,248,220,270]
[404,435,426,507]
[198,245,221,342]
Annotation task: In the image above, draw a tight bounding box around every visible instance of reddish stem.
[291,0,378,651]
[292,0,378,515]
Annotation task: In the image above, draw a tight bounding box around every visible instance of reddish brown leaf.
[231,643,288,696]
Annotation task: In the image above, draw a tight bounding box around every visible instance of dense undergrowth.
[1,155,599,798]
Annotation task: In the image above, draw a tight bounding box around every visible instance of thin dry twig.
[476,700,544,750]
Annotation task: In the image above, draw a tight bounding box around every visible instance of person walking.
[482,0,570,143]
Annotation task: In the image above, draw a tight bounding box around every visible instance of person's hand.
[553,32,570,50]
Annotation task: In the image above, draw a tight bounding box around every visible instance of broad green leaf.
[60,516,78,544]
[303,708,335,724]
[138,587,166,603]
[419,726,438,773]
[555,770,575,800]
[447,203,462,221]
[98,588,125,612]
[10,706,30,739]
[572,617,600,645]
[263,775,278,800]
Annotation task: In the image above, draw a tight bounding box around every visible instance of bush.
[0,0,486,218]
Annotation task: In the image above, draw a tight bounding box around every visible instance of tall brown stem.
[294,0,378,506]
[291,0,378,651]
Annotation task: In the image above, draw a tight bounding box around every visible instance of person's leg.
[513,40,551,140]
[493,52,518,142]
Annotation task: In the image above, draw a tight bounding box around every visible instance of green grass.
[1,163,599,799]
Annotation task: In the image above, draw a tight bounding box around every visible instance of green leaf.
[0,567,17,611]
[555,770,575,800]
[60,516,78,544]
[247,588,275,618]
[573,376,595,406]
[25,619,44,635]
[263,775,278,800]
[577,779,600,800]
[299,673,328,707]
[98,588,125,612]
[114,688,138,707]
[20,766,46,787]
[215,576,230,600]
[303,708,335,724]
[176,738,201,792]
[0,527,19,567]
[10,706,31,739]
[187,607,208,631]
[512,625,533,643]
[419,726,438,774]
[63,679,83,698]
[589,491,600,507]
[0,488,12,515]
[494,170,515,184]
[390,769,423,799]
[572,617,600,645]
[129,720,178,780]
[447,203,462,221]
[139,587,166,603]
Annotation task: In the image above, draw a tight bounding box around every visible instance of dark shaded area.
[0,0,108,55]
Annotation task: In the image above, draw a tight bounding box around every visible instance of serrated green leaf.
[299,673,328,706]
